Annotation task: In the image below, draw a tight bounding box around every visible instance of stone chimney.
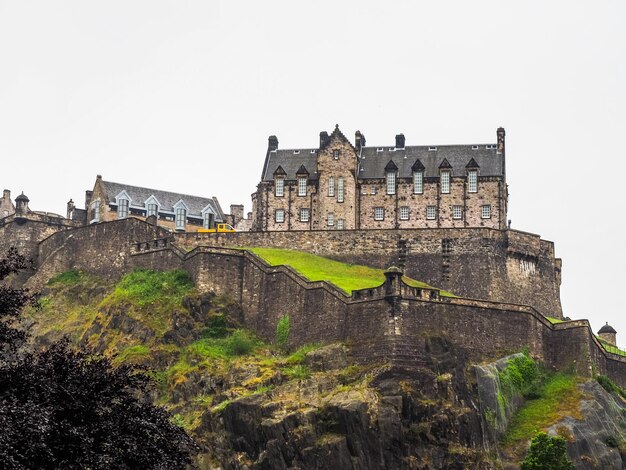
[319,131,330,148]
[3,189,10,200]
[598,323,617,346]
[497,127,505,155]
[85,190,93,208]
[230,204,244,225]
[247,211,252,220]
[67,199,75,219]
[355,130,366,151]
[395,134,405,149]
[268,135,278,151]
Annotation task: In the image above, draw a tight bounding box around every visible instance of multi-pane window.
[117,199,129,219]
[328,177,335,196]
[337,219,345,230]
[147,203,158,217]
[468,171,478,193]
[386,171,396,195]
[337,177,345,203]
[413,171,423,194]
[299,208,310,222]
[275,178,284,197]
[441,171,450,194]
[371,186,377,195]
[327,213,334,226]
[333,149,340,160]
[275,209,285,223]
[399,206,409,220]
[374,207,384,221]
[298,177,307,196]
[481,205,491,219]
[452,205,463,220]
[90,200,100,222]
[426,206,437,220]
[203,212,214,229]
[175,208,186,230]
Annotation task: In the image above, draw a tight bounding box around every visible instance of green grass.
[545,316,564,324]
[597,337,626,357]
[47,269,84,285]
[247,247,453,295]
[504,373,583,447]
[107,269,194,307]
[115,344,151,364]
[285,343,322,365]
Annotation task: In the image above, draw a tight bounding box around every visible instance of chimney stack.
[268,136,278,151]
[395,134,405,149]
[319,131,330,148]
[497,127,505,155]
[355,130,366,151]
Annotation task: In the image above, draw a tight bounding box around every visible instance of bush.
[521,432,574,470]
[596,375,626,399]
[283,365,310,380]
[275,315,291,351]
[48,269,83,285]
[224,329,256,356]
[204,313,229,338]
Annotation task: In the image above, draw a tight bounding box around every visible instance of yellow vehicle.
[197,223,236,233]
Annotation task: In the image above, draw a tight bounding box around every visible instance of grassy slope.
[247,247,454,296]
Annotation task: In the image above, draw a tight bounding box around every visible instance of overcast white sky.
[1,1,625,345]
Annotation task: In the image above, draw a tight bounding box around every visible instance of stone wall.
[172,226,563,316]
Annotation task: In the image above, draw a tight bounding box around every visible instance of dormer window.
[203,211,214,229]
[413,171,423,194]
[147,203,158,217]
[298,177,307,196]
[175,208,186,230]
[468,170,478,193]
[386,170,396,195]
[440,171,451,194]
[275,178,284,197]
[117,198,129,219]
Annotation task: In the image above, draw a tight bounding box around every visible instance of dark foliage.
[0,247,34,352]
[0,249,198,469]
[521,432,574,470]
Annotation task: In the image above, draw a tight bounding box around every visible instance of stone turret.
[598,323,617,346]
[14,192,30,217]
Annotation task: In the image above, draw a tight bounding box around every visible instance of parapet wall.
[172,227,563,316]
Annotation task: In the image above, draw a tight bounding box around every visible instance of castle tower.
[598,323,617,346]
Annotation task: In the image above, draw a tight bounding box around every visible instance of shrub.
[204,314,229,338]
[48,269,83,285]
[224,330,256,356]
[283,365,310,380]
[521,432,574,470]
[596,375,626,399]
[275,315,291,351]
[605,435,619,448]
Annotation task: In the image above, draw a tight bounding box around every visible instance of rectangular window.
[468,171,477,193]
[175,208,186,230]
[481,205,491,219]
[299,208,310,222]
[90,200,100,223]
[399,206,409,220]
[275,178,284,197]
[147,203,158,217]
[452,205,463,220]
[337,219,345,230]
[413,172,423,194]
[426,206,437,220]
[333,149,340,160]
[328,177,335,196]
[327,213,334,226]
[203,212,214,229]
[371,186,377,195]
[298,177,307,196]
[275,209,285,223]
[441,171,450,194]
[337,177,344,203]
[374,207,384,221]
[118,199,129,219]
[386,171,396,195]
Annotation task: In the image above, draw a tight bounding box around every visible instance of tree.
[521,432,575,470]
[0,249,198,469]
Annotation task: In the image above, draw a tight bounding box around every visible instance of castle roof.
[261,143,503,181]
[99,180,224,221]
[598,323,617,334]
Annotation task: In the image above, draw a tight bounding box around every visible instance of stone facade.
[253,126,507,232]
[0,189,15,219]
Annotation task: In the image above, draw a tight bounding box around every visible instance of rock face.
[196,341,496,470]
[549,382,626,469]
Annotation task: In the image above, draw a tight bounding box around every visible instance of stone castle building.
[0,189,16,219]
[84,175,227,232]
[252,125,507,232]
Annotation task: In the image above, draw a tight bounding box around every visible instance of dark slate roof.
[262,150,319,181]
[599,323,617,334]
[100,180,224,220]
[358,145,503,179]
